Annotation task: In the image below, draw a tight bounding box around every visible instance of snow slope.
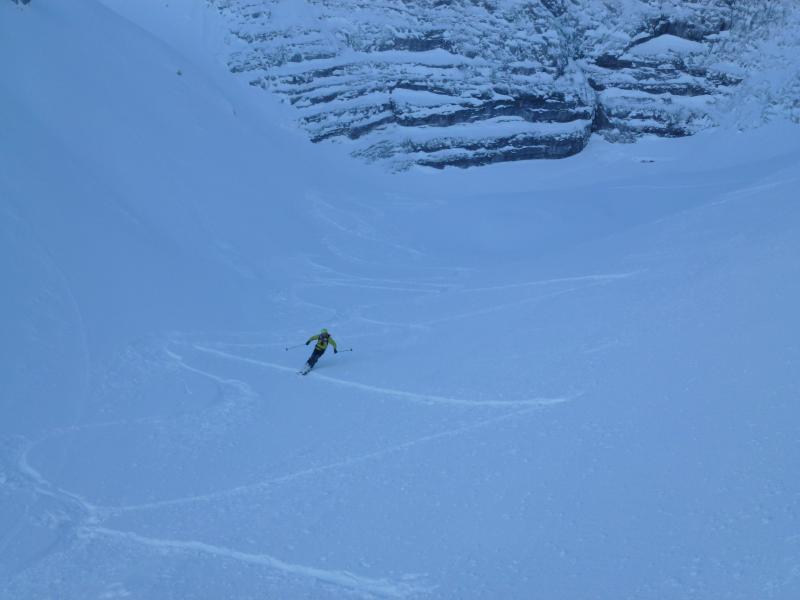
[2,1,800,599]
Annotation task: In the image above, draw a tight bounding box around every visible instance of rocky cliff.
[212,0,795,169]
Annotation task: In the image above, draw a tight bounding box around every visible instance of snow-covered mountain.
[214,0,800,168]
[1,1,800,599]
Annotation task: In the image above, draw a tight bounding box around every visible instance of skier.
[302,328,337,374]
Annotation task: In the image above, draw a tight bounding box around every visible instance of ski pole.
[336,348,354,353]
[285,343,306,351]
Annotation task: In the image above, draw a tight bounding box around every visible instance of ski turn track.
[102,402,563,515]
[89,528,428,599]
[193,344,572,408]
[8,428,428,600]
[3,333,575,599]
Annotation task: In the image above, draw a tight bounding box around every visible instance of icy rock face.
[709,1,800,127]
[564,0,738,140]
[219,0,596,169]
[212,0,762,168]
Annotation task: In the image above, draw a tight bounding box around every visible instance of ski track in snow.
[102,402,564,515]
[4,306,576,597]
[306,271,639,331]
[352,315,432,332]
[301,265,637,296]
[192,344,570,408]
[163,347,255,394]
[302,256,466,283]
[88,528,427,599]
[0,248,617,596]
[298,266,455,295]
[460,270,641,292]
[9,430,425,599]
[416,280,616,326]
[0,258,621,596]
[15,436,100,522]
[8,432,425,599]
[7,402,423,599]
[311,196,426,259]
[304,280,448,294]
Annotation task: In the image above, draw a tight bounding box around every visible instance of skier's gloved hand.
[334,348,338,353]
[305,341,310,345]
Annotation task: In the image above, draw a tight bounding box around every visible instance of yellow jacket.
[306,332,337,352]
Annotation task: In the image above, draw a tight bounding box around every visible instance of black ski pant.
[306,347,326,368]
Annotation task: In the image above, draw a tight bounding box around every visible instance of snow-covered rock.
[214,0,796,168]
[567,0,738,140]
[217,0,596,169]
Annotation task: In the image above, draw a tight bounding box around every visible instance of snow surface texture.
[2,1,800,599]
[210,0,800,169]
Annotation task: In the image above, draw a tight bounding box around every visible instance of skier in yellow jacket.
[303,328,337,372]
